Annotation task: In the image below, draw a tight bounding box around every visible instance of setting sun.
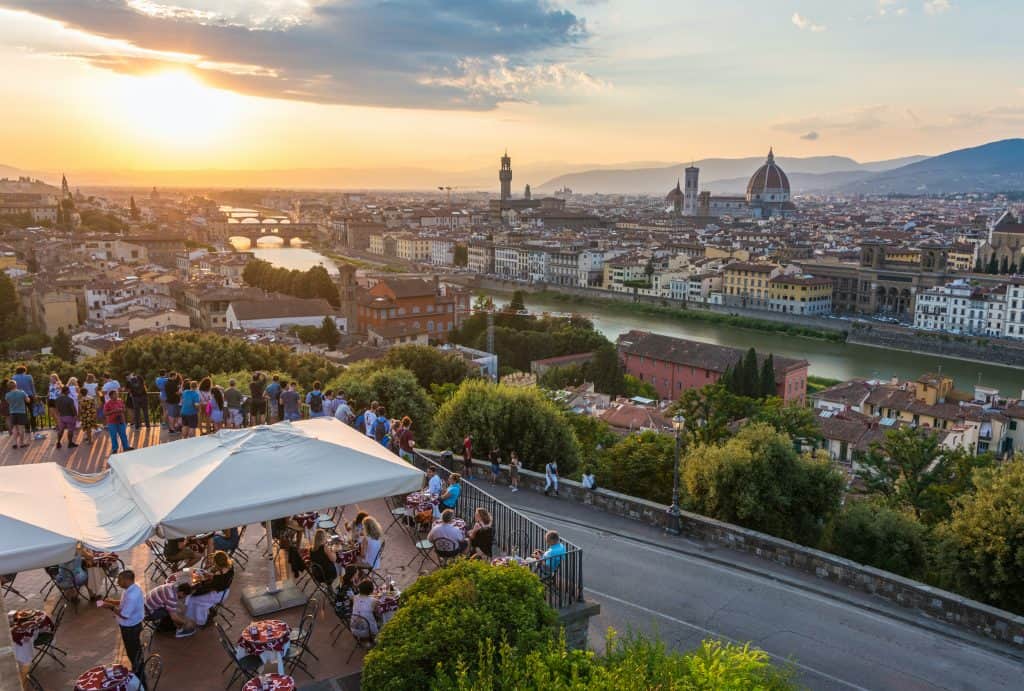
[115,70,239,145]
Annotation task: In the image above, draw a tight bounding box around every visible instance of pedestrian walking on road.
[544,460,559,496]
[508,451,520,492]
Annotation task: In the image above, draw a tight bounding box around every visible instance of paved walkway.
[478,479,1024,691]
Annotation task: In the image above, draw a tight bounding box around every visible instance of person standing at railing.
[249,372,266,426]
[46,373,63,421]
[180,380,201,439]
[462,433,472,475]
[154,369,169,427]
[508,451,521,492]
[54,385,79,449]
[544,460,559,497]
[306,381,326,418]
[335,391,354,425]
[224,379,244,428]
[5,379,29,449]
[103,390,133,453]
[126,373,150,431]
[264,375,282,423]
[11,365,39,438]
[78,385,96,444]
[281,381,301,422]
[397,416,415,461]
[164,371,182,435]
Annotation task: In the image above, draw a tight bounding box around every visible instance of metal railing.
[412,449,584,609]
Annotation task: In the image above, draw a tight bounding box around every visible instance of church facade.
[667,149,796,220]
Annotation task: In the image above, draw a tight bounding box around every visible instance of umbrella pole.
[265,520,281,594]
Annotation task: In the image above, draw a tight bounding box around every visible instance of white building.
[225,297,346,333]
[526,246,550,283]
[494,245,526,279]
[913,279,1010,337]
[429,238,455,266]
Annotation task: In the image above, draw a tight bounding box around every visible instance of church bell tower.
[499,151,512,201]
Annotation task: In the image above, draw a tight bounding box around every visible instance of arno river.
[230,245,1024,394]
[491,292,1024,394]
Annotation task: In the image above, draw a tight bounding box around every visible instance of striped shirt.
[144,583,179,615]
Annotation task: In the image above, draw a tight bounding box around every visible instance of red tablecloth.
[90,552,120,569]
[8,609,53,646]
[243,674,296,691]
[293,512,317,529]
[335,546,359,567]
[237,619,291,657]
[376,591,401,614]
[491,556,531,567]
[432,518,467,537]
[74,665,138,691]
[405,492,438,512]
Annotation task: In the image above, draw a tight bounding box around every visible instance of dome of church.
[666,180,684,202]
[746,148,790,202]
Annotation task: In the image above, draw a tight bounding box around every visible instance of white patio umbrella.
[0,463,152,574]
[107,417,424,591]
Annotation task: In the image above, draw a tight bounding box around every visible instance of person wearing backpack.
[306,381,325,418]
[372,406,390,446]
[127,373,150,430]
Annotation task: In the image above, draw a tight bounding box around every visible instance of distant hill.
[840,139,1024,194]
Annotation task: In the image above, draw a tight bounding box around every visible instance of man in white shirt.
[364,403,377,437]
[334,395,354,424]
[428,510,467,555]
[101,373,122,398]
[581,468,596,490]
[101,570,144,675]
[426,466,444,496]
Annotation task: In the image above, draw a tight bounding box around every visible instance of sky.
[1,0,1022,176]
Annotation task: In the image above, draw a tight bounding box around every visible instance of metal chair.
[216,622,260,689]
[1,572,27,601]
[98,556,126,598]
[406,536,438,573]
[44,566,88,608]
[290,595,322,662]
[346,614,376,664]
[284,613,316,678]
[144,539,173,583]
[432,537,462,567]
[142,652,163,691]
[29,600,68,674]
[384,496,410,535]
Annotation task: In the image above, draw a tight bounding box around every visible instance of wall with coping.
[424,452,1024,649]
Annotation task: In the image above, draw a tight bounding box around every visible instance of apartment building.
[768,274,833,315]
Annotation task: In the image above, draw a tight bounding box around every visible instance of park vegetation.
[242,258,340,307]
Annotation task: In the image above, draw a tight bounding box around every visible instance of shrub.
[823,501,928,579]
[380,344,476,389]
[328,361,436,440]
[431,379,580,474]
[362,560,558,691]
[596,430,675,504]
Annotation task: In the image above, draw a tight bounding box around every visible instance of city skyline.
[1,1,1022,176]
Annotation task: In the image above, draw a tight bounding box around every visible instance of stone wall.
[425,452,1024,649]
[849,323,1024,369]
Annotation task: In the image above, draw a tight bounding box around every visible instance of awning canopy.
[0,464,151,573]
[109,418,424,538]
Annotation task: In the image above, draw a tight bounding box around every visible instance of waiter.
[100,570,144,674]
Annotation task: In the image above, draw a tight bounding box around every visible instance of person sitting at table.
[466,508,494,560]
[163,536,200,569]
[350,579,380,636]
[51,547,93,603]
[345,511,369,542]
[187,551,234,627]
[532,530,567,577]
[353,516,384,574]
[424,465,444,496]
[144,581,196,637]
[277,530,306,579]
[309,530,338,585]
[209,527,240,553]
[78,544,116,600]
[428,509,467,557]
[438,473,462,514]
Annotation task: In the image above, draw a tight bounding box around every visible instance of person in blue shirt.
[155,370,168,426]
[439,473,462,513]
[305,381,325,418]
[11,365,37,435]
[180,380,202,438]
[533,530,566,576]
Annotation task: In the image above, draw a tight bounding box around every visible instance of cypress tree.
[1000,256,1009,274]
[741,347,759,397]
[760,353,776,397]
[987,254,998,274]
[974,257,984,273]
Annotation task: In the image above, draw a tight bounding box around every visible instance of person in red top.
[462,433,472,474]
[103,391,133,453]
[398,416,415,461]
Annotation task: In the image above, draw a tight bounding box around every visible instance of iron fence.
[412,449,584,609]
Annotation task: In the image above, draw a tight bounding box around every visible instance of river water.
[491,292,1024,394]
[228,239,339,275]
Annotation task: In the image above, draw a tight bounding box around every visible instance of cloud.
[0,0,593,110]
[791,12,826,32]
[774,106,889,135]
[800,131,820,141]
[923,0,951,14]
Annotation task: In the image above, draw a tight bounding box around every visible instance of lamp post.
[667,414,685,535]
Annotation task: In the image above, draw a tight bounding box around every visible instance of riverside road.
[486,483,1023,690]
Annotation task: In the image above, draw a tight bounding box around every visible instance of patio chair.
[432,537,462,567]
[98,556,126,598]
[1,572,27,601]
[284,612,316,679]
[227,525,249,568]
[329,594,354,646]
[406,535,438,573]
[345,614,376,664]
[142,652,163,691]
[44,566,88,608]
[25,674,43,690]
[216,621,260,689]
[384,496,410,535]
[29,600,68,674]
[290,595,322,662]
[144,539,173,583]
[357,541,387,587]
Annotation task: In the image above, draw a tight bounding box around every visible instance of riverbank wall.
[849,323,1024,370]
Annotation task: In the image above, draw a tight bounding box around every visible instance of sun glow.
[116,69,240,145]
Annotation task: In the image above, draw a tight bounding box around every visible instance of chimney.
[433,274,440,295]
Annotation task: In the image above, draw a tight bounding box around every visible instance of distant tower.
[60,174,71,200]
[524,184,531,200]
[683,165,699,216]
[499,151,512,201]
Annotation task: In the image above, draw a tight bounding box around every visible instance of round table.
[7,609,53,665]
[432,518,467,537]
[376,591,401,624]
[74,664,141,691]
[243,673,296,691]
[293,512,317,530]
[334,545,359,567]
[237,619,291,674]
[405,492,438,513]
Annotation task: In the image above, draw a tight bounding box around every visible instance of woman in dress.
[356,517,384,574]
[309,529,339,585]
[86,373,103,426]
[47,373,63,418]
[77,386,96,443]
[66,376,80,411]
[508,451,521,492]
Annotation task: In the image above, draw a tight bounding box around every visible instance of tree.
[669,384,758,446]
[1000,255,1009,274]
[986,254,998,274]
[936,460,1024,613]
[596,430,675,503]
[564,413,617,472]
[856,426,992,524]
[330,362,436,439]
[759,353,776,397]
[380,344,475,389]
[684,423,844,544]
[242,259,339,307]
[740,348,759,397]
[621,374,658,400]
[432,379,580,473]
[587,343,625,396]
[537,363,586,390]
[362,560,557,691]
[823,501,928,579]
[318,316,340,347]
[752,397,822,442]
[453,244,468,267]
[51,327,74,362]
[974,256,984,273]
[508,290,526,312]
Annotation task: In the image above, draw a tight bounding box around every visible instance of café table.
[73,664,141,691]
[432,518,467,537]
[405,492,438,513]
[376,589,402,625]
[243,673,296,691]
[237,619,291,674]
[7,609,53,665]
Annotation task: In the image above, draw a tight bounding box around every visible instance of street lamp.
[667,414,685,535]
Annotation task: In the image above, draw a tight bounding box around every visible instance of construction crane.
[437,185,456,205]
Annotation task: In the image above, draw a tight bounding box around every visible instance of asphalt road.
[485,482,1024,690]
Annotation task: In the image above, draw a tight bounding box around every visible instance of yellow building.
[33,290,79,336]
[722,262,780,308]
[948,243,976,272]
[768,274,833,315]
[395,234,431,262]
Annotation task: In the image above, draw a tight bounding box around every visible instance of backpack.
[373,417,387,443]
[309,392,323,413]
[354,413,365,434]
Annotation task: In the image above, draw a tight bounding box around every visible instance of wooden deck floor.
[2,424,178,474]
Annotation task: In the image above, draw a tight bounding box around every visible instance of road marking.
[587,587,871,691]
